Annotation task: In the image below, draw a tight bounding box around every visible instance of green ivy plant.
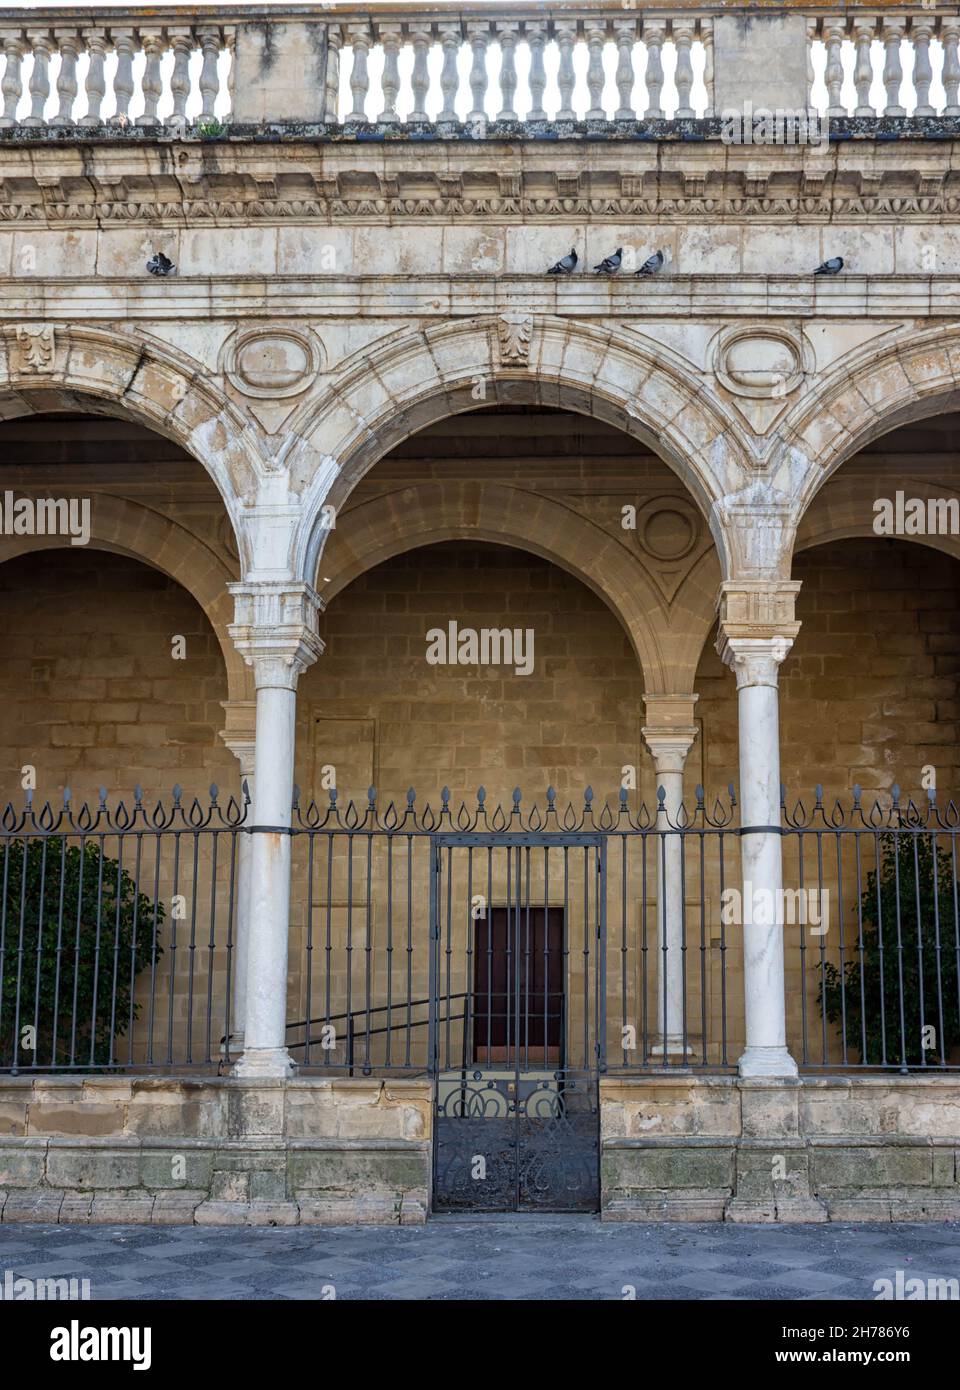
[1,839,163,1069]
[819,832,960,1066]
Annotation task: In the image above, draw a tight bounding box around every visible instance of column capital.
[642,728,698,773]
[716,579,801,689]
[228,580,324,691]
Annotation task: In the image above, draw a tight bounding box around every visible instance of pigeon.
[146,251,176,277]
[635,249,665,277]
[547,248,578,275]
[813,256,844,276]
[593,247,623,275]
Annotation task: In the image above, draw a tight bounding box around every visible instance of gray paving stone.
[1,1219,959,1300]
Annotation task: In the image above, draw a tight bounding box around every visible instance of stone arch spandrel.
[289,316,747,586]
[319,480,683,693]
[0,496,251,703]
[0,324,268,572]
[781,324,960,527]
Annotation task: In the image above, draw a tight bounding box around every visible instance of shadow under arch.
[319,480,679,692]
[0,499,250,703]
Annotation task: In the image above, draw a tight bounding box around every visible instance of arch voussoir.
[292,315,742,586]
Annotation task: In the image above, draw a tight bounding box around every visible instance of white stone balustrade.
[1,5,960,131]
[812,11,960,117]
[327,12,717,123]
[0,20,231,128]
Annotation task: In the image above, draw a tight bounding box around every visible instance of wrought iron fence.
[287,784,739,1078]
[2,781,959,1075]
[0,785,245,1072]
[782,784,960,1071]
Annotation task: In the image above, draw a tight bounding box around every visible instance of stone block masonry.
[0,1077,432,1227]
[601,1076,960,1223]
[1,1074,959,1224]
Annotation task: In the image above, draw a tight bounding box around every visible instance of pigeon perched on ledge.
[547,248,578,275]
[635,250,665,277]
[593,247,623,274]
[813,256,844,275]
[146,252,176,277]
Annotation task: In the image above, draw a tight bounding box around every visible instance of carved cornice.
[6,164,960,225]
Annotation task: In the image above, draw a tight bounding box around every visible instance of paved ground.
[1,1217,959,1299]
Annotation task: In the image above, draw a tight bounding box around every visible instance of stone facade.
[1,1,960,1222]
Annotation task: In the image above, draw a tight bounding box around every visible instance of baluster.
[584,20,606,120]
[24,31,53,126]
[378,24,401,122]
[167,28,193,128]
[324,23,343,123]
[409,23,431,121]
[52,30,80,125]
[556,21,577,120]
[0,29,25,128]
[497,21,518,120]
[466,21,489,122]
[137,29,164,126]
[911,19,934,116]
[643,20,666,119]
[806,19,817,116]
[852,19,874,116]
[347,23,372,122]
[944,18,960,115]
[438,23,460,122]
[198,27,221,121]
[673,20,695,118]
[81,29,107,126]
[526,22,547,120]
[110,28,136,125]
[701,18,714,118]
[823,20,847,117]
[613,18,636,120]
[881,18,905,116]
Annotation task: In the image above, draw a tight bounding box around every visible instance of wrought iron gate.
[430,832,605,1212]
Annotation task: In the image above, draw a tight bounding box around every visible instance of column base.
[646,1037,695,1066]
[232,1047,297,1079]
[737,1045,798,1079]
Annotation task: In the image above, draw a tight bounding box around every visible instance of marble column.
[219,699,257,1057]
[228,582,324,1078]
[716,580,801,1078]
[642,694,699,1062]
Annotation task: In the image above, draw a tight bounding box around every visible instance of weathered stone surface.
[602,1143,735,1194]
[45,1147,143,1191]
